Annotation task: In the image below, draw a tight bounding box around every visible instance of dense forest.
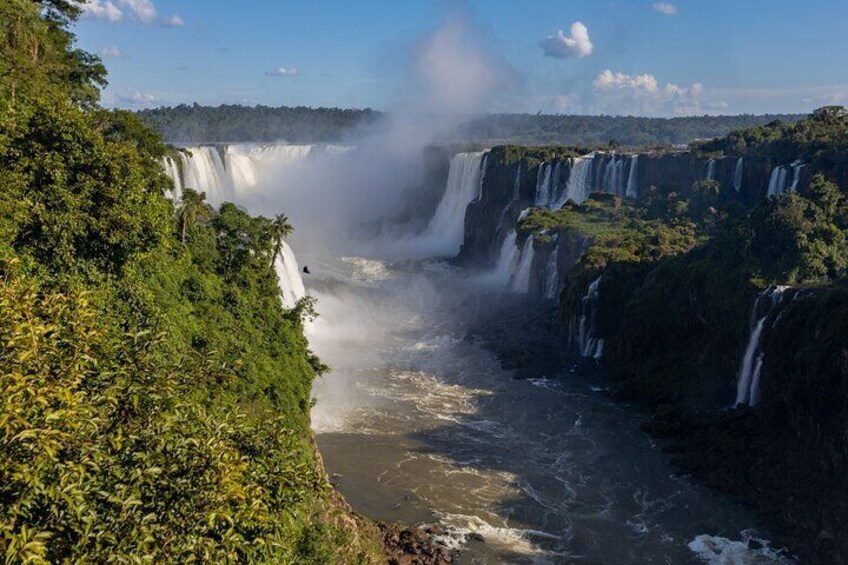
[138,104,801,147]
[0,1,386,562]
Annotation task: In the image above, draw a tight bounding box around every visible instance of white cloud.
[78,0,123,22]
[539,22,593,59]
[652,2,678,15]
[99,45,124,58]
[592,69,707,115]
[266,67,299,77]
[116,89,158,108]
[75,0,157,24]
[163,14,184,27]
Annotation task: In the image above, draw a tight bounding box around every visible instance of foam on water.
[688,531,792,564]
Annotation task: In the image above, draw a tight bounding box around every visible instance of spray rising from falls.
[735,286,791,407]
[416,151,487,257]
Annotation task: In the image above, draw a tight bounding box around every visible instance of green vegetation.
[136,104,802,146]
[695,105,848,181]
[0,2,384,563]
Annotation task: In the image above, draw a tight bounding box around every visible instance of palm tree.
[270,213,294,268]
[177,188,207,243]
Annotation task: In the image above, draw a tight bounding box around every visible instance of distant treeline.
[137,104,802,147]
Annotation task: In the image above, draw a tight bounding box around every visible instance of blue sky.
[74,0,848,116]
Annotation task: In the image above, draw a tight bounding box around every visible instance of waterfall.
[626,155,639,198]
[274,240,307,309]
[512,161,522,201]
[788,161,804,192]
[733,158,743,192]
[179,146,231,203]
[706,158,716,181]
[509,236,535,293]
[491,230,522,286]
[543,245,559,299]
[553,154,595,208]
[602,155,626,196]
[767,166,789,196]
[576,276,604,359]
[735,286,790,407]
[419,151,486,256]
[162,156,183,200]
[534,163,552,207]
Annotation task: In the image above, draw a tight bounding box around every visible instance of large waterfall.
[735,286,790,407]
[418,151,487,256]
[161,144,312,310]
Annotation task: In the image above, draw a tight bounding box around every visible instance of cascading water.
[706,158,716,181]
[576,276,604,359]
[418,151,486,256]
[626,155,639,198]
[179,146,232,203]
[274,240,307,309]
[509,236,535,293]
[735,286,790,407]
[767,166,789,196]
[733,157,744,192]
[602,155,626,197]
[491,230,522,286]
[534,163,553,207]
[162,156,183,199]
[788,161,804,193]
[553,154,595,208]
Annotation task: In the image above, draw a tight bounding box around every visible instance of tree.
[270,213,294,268]
[177,188,208,243]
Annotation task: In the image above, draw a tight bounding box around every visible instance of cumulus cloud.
[652,2,678,15]
[76,0,157,24]
[539,22,593,59]
[592,69,706,115]
[116,89,158,108]
[266,67,299,77]
[162,14,184,27]
[99,45,124,58]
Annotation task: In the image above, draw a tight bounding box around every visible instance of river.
[307,254,793,565]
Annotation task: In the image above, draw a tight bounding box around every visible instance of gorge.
[162,116,848,563]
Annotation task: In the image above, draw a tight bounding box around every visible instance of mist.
[225,1,514,257]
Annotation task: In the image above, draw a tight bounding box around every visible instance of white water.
[417,151,486,257]
[489,230,522,287]
[509,236,535,293]
[735,287,790,407]
[162,156,183,199]
[626,155,639,198]
[689,531,794,564]
[553,154,595,208]
[788,161,804,193]
[577,276,604,359]
[534,162,553,207]
[734,158,744,192]
[767,166,789,196]
[274,240,307,308]
[706,158,717,181]
[603,155,626,197]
